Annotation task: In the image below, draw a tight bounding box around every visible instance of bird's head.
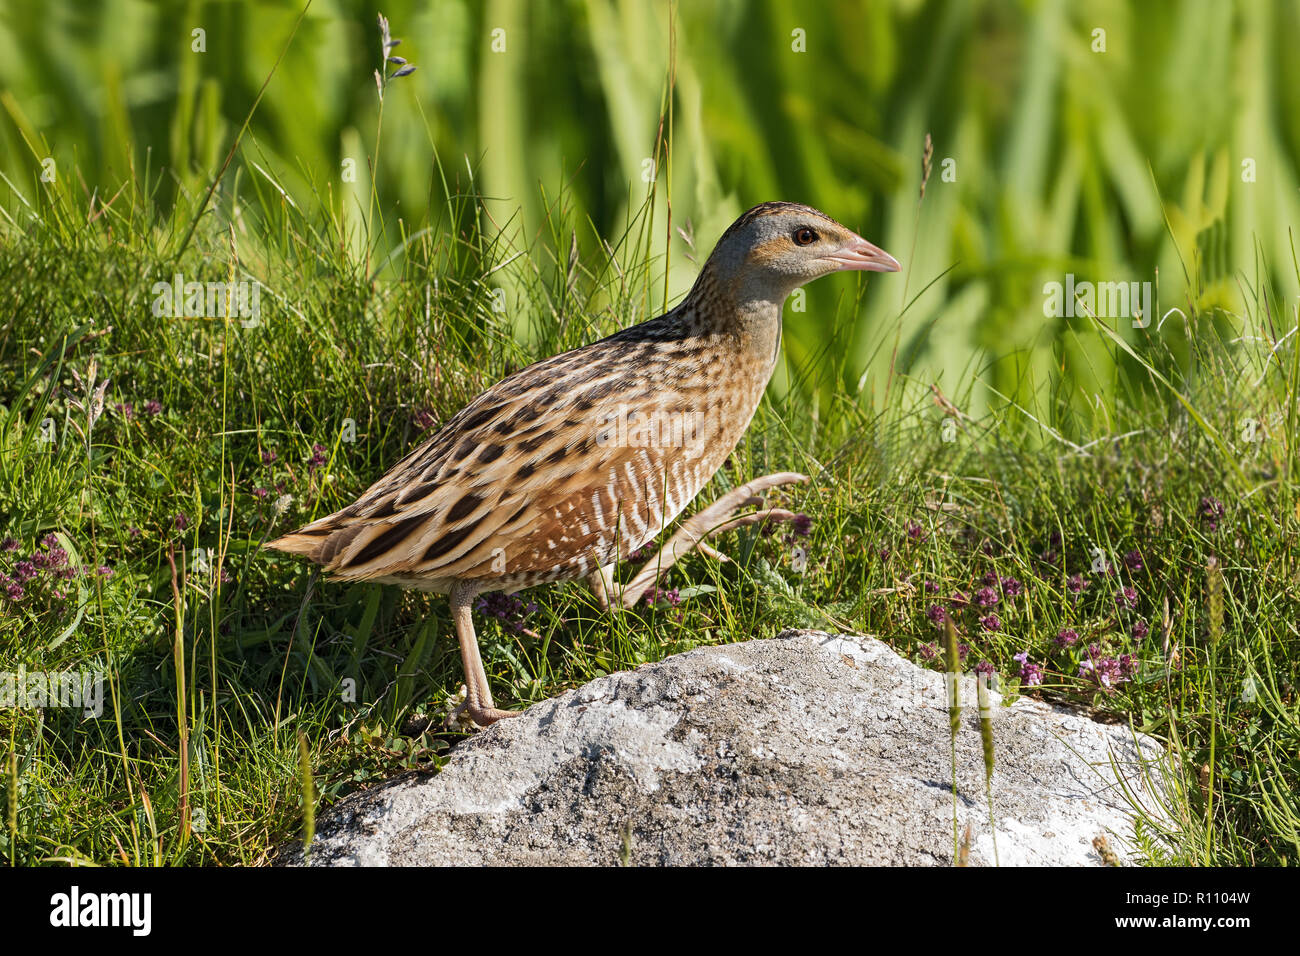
[700,202,900,307]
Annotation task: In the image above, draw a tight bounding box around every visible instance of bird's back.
[267,300,779,592]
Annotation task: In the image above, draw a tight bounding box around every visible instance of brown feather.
[267,201,864,595]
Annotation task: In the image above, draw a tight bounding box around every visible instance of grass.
[1,161,1297,865]
[0,3,1298,867]
[6,1,1300,418]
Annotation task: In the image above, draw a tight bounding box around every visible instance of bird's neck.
[657,271,786,450]
[680,261,786,361]
[729,299,784,374]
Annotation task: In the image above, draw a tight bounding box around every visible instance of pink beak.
[825,236,901,273]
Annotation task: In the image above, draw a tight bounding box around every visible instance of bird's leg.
[585,564,617,612]
[616,472,808,609]
[448,579,519,726]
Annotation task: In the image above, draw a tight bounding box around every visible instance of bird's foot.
[443,685,521,729]
[467,704,520,726]
[616,471,808,608]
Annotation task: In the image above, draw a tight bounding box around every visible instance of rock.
[281,630,1167,866]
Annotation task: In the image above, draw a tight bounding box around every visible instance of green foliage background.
[2,0,1299,867]
[3,0,1298,426]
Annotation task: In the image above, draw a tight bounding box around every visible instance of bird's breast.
[563,334,779,566]
[305,309,785,589]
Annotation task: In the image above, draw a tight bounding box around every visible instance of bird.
[267,201,899,726]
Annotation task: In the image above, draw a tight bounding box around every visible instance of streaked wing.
[267,316,724,585]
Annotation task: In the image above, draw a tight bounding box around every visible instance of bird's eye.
[793,227,818,246]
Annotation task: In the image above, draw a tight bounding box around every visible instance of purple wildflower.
[307,443,328,474]
[927,604,947,626]
[975,660,995,678]
[1199,496,1225,531]
[261,449,278,465]
[31,537,69,571]
[1012,650,1043,686]
[1131,620,1149,641]
[1124,549,1144,572]
[791,514,812,538]
[1119,654,1137,678]
[1079,644,1130,692]
[1054,628,1079,648]
[1067,573,1087,593]
[979,613,1001,632]
[474,591,539,634]
[644,586,681,608]
[1020,663,1044,686]
[918,642,938,661]
[143,399,162,416]
[6,582,23,601]
[13,561,36,582]
[974,586,1000,608]
[905,522,926,542]
[1001,576,1024,598]
[174,513,190,530]
[1115,586,1139,611]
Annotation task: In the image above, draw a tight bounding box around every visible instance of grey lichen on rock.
[281,630,1168,866]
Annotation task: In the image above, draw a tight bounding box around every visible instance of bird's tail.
[265,518,338,562]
